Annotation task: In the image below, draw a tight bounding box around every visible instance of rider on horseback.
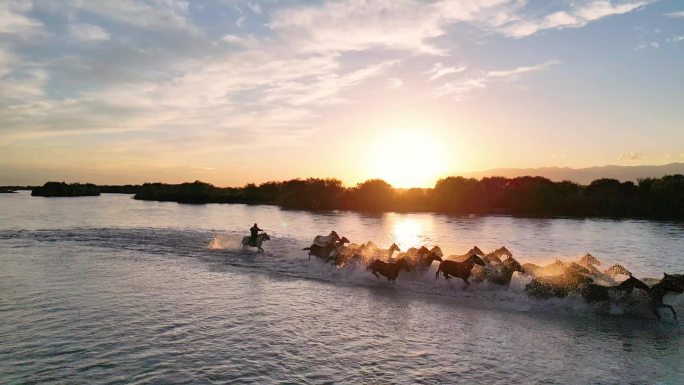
[249,223,263,246]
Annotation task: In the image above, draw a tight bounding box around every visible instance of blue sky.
[1,0,683,186]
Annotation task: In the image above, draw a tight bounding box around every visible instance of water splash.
[208,233,242,250]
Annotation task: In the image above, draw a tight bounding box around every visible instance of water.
[1,191,683,384]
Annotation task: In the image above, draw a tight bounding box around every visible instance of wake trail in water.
[4,227,683,323]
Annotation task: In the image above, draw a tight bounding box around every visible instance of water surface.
[1,192,682,384]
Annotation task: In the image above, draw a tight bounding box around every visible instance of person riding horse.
[249,223,263,246]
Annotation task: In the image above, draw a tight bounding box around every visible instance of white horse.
[312,231,340,246]
[240,233,271,253]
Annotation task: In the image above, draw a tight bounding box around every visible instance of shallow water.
[1,191,683,384]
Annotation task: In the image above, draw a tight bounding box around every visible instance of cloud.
[0,0,43,37]
[236,15,246,28]
[61,0,192,31]
[0,0,659,182]
[634,41,659,50]
[223,34,242,43]
[435,60,557,97]
[270,0,520,55]
[425,63,466,81]
[0,69,48,101]
[247,2,261,14]
[501,1,651,38]
[0,46,17,77]
[620,151,645,160]
[664,11,684,18]
[387,78,403,89]
[69,23,110,42]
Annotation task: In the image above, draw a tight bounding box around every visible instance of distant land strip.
[13,174,684,220]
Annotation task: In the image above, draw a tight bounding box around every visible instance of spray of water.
[208,234,243,250]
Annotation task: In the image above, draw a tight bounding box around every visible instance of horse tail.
[302,247,311,251]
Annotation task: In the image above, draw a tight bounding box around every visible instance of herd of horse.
[302,231,684,320]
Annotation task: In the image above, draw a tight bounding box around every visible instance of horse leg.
[662,304,677,320]
[651,305,662,320]
[463,277,470,289]
[372,271,379,279]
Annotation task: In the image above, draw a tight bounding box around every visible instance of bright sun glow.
[368,129,448,188]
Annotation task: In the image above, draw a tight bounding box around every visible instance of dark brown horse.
[578,274,651,304]
[367,258,411,282]
[649,274,683,320]
[435,254,485,287]
[661,273,684,287]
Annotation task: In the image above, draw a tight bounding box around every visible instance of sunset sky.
[1,0,683,187]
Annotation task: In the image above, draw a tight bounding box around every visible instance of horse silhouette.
[303,237,349,260]
[367,258,411,282]
[578,274,650,304]
[649,274,684,320]
[435,254,486,287]
[446,246,485,262]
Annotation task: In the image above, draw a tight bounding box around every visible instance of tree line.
[131,174,684,219]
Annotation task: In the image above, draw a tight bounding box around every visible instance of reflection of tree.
[129,174,684,219]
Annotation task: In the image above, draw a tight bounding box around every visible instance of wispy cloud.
[0,0,43,37]
[664,11,684,18]
[435,60,558,97]
[501,1,651,38]
[69,23,110,42]
[64,0,192,31]
[269,0,523,55]
[425,63,466,81]
[0,0,669,184]
[387,78,403,89]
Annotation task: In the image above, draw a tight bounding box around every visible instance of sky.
[1,0,683,187]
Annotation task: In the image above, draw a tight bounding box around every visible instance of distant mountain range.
[460,163,684,185]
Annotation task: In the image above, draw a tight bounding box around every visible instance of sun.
[368,129,448,188]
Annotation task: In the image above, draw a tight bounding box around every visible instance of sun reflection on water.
[389,215,433,250]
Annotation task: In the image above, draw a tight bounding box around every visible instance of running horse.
[525,270,593,299]
[483,246,513,264]
[578,274,651,304]
[485,256,524,286]
[435,254,486,287]
[649,274,684,320]
[367,258,411,282]
[408,251,443,273]
[312,231,341,246]
[240,233,271,253]
[303,237,350,260]
[446,246,485,262]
